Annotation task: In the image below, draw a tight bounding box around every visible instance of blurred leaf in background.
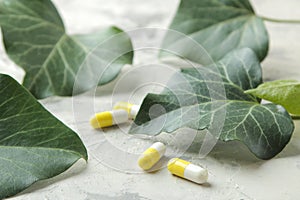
[0,0,133,99]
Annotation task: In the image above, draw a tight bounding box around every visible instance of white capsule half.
[168,158,208,184]
[138,142,166,170]
[90,110,128,129]
[113,102,140,119]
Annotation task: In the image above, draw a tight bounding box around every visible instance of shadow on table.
[276,121,300,158]
[13,159,87,198]
[187,139,263,164]
[186,121,300,167]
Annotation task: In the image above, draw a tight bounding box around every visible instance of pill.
[167,158,208,184]
[90,110,128,129]
[138,142,166,170]
[113,102,140,119]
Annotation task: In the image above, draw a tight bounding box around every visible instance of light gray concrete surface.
[1,0,300,199]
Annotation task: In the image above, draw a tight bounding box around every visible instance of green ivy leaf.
[161,0,269,64]
[129,49,294,159]
[0,0,133,99]
[246,80,300,115]
[0,74,87,199]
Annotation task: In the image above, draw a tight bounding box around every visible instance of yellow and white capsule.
[113,102,140,119]
[90,110,128,129]
[138,142,166,170]
[168,158,208,184]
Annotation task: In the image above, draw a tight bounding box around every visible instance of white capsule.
[113,102,140,119]
[90,110,128,129]
[138,142,166,170]
[168,158,208,184]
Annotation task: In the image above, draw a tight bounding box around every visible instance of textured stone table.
[1,0,300,199]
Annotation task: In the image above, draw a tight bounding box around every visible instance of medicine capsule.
[167,158,208,184]
[90,110,128,129]
[113,102,140,119]
[138,142,166,170]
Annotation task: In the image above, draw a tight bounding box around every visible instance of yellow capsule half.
[90,110,128,129]
[113,102,140,119]
[138,142,166,170]
[168,158,208,184]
